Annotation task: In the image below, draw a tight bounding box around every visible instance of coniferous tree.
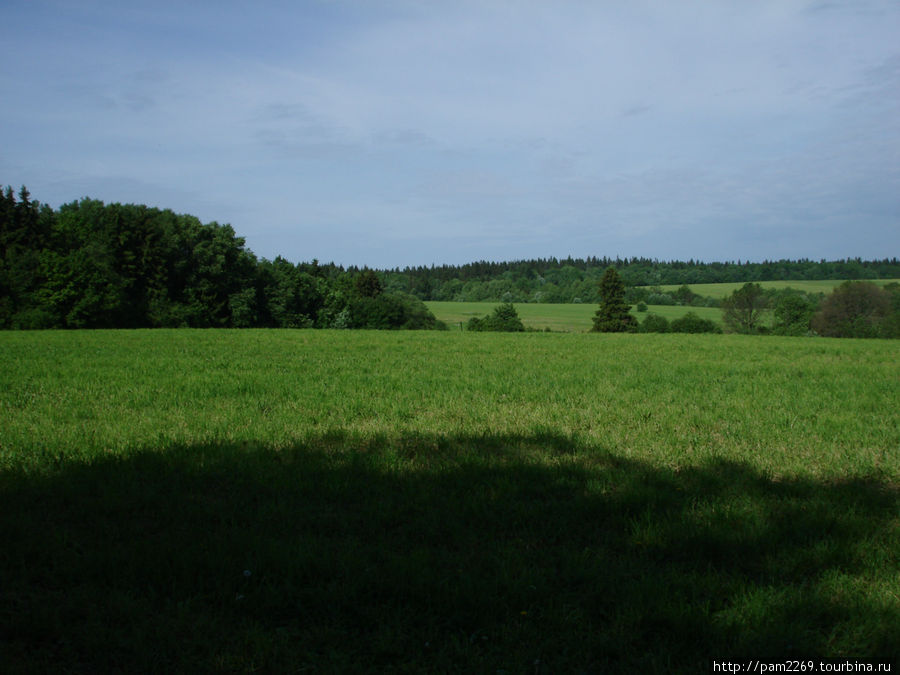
[354,268,383,298]
[591,267,636,332]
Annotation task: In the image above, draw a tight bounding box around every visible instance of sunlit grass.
[643,278,900,299]
[1,330,897,671]
[427,301,722,332]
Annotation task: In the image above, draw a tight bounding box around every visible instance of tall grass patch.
[1,330,897,671]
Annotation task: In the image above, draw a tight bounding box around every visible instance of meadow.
[644,279,900,299]
[1,329,898,672]
[426,300,722,332]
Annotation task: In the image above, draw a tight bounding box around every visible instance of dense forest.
[2,184,898,329]
[0,186,441,330]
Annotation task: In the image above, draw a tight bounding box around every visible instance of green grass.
[644,279,900,299]
[631,304,722,325]
[428,300,597,332]
[2,330,898,672]
[427,300,722,332]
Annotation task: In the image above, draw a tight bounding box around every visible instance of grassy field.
[644,278,900,299]
[429,278,900,332]
[1,330,898,672]
[427,300,722,332]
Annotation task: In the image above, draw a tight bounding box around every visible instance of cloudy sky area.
[2,0,898,268]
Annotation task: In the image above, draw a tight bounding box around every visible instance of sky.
[1,0,898,269]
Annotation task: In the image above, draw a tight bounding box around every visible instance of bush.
[772,295,814,336]
[646,293,675,306]
[624,287,648,303]
[393,292,447,330]
[347,292,444,330]
[670,312,722,334]
[811,281,896,338]
[636,302,648,312]
[8,307,58,330]
[347,295,405,329]
[638,313,669,333]
[467,303,525,332]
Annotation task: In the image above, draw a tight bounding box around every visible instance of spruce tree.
[591,267,637,332]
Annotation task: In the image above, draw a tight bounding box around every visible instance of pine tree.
[591,267,637,332]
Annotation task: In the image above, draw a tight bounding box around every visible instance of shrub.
[636,302,648,312]
[348,295,405,329]
[393,292,446,330]
[670,312,722,334]
[467,303,525,332]
[811,281,895,338]
[772,295,814,336]
[673,285,696,306]
[347,292,443,330]
[646,293,675,306]
[638,313,669,333]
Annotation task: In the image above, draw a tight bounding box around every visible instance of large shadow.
[1,433,897,673]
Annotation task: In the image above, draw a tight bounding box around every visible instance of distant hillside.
[3,183,898,329]
[643,279,900,300]
[379,257,900,303]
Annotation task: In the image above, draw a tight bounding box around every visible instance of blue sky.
[2,0,898,268]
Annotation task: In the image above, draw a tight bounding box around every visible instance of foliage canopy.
[467,302,525,332]
[591,267,637,333]
[811,281,898,338]
[2,184,900,336]
[0,188,442,330]
[721,283,769,333]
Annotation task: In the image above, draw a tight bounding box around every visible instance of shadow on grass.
[1,432,897,673]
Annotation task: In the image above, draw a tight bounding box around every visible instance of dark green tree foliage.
[0,187,55,328]
[772,295,815,336]
[354,268,383,298]
[672,284,696,306]
[391,292,447,330]
[638,313,669,333]
[0,186,442,330]
[811,281,897,338]
[4,184,898,336]
[669,312,722,334]
[882,285,900,338]
[258,257,325,328]
[376,256,900,304]
[721,283,768,333]
[591,267,637,333]
[467,303,524,332]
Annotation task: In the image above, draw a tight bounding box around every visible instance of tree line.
[382,256,900,304]
[0,187,442,330]
[3,184,898,335]
[591,268,900,339]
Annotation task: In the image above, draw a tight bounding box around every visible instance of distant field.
[427,300,721,332]
[644,278,900,299]
[1,329,897,671]
[428,279,900,331]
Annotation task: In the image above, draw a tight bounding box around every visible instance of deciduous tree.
[721,283,768,333]
[772,295,814,336]
[811,281,893,338]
